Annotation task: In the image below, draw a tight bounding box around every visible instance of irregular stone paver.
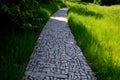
[23,8,97,80]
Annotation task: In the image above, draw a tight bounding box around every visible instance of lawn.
[67,2,120,80]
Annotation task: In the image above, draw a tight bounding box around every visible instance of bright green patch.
[67,2,120,80]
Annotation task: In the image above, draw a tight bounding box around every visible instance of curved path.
[24,8,97,80]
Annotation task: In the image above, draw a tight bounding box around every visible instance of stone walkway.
[24,8,97,80]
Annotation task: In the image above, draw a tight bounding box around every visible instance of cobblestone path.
[24,8,97,80]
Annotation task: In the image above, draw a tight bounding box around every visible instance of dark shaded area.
[0,7,13,34]
[0,0,65,80]
[0,5,38,79]
[0,7,21,36]
[0,32,37,80]
[101,0,120,5]
[81,0,120,5]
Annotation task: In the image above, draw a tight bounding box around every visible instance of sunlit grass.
[67,2,120,80]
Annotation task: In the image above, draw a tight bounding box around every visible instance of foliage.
[67,2,120,80]
[0,0,50,31]
[80,0,120,5]
[0,0,65,80]
[100,0,120,5]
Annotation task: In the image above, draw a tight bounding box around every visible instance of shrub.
[101,0,120,5]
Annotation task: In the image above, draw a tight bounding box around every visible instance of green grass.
[0,31,36,80]
[67,2,120,80]
[0,1,65,80]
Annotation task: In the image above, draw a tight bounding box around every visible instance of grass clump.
[0,0,65,80]
[67,2,120,80]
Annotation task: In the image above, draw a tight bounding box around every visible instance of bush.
[101,0,120,5]
[0,0,65,80]
[81,0,120,5]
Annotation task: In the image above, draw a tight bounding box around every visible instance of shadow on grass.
[0,31,37,80]
[69,6,103,19]
[67,2,120,80]
[68,16,100,56]
[68,15,120,80]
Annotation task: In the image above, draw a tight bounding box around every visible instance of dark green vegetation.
[0,0,65,80]
[81,0,120,5]
[67,2,120,80]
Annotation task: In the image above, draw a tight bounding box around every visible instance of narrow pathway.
[24,8,96,80]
